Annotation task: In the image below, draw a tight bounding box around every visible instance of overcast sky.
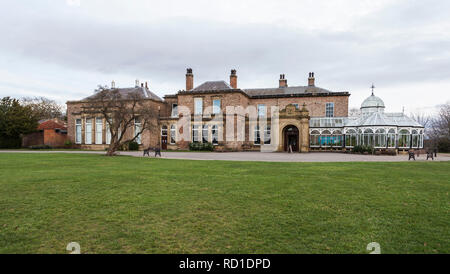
[0,0,449,114]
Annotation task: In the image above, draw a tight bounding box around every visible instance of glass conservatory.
[309,92,424,150]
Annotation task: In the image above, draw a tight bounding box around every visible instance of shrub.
[64,140,73,148]
[0,136,21,148]
[29,145,52,149]
[128,141,139,151]
[365,146,374,154]
[189,142,214,151]
[353,145,363,153]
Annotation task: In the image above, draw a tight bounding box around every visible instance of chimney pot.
[186,68,194,91]
[230,69,237,89]
[111,80,115,89]
[279,74,288,88]
[135,79,140,88]
[308,72,315,86]
[145,82,148,89]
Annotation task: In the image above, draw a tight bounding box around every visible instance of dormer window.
[171,104,178,117]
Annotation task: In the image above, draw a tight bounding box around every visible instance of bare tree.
[409,111,431,129]
[429,102,450,152]
[21,97,64,121]
[82,86,159,156]
[348,107,360,117]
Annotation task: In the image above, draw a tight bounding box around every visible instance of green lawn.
[0,153,448,254]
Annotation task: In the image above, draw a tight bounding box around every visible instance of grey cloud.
[0,0,449,97]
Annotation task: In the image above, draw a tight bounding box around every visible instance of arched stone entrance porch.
[283,125,299,152]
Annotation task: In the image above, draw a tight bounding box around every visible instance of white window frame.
[192,125,200,142]
[213,99,221,114]
[85,118,92,144]
[170,124,176,144]
[105,121,111,145]
[171,104,178,117]
[257,104,266,117]
[264,125,271,145]
[254,125,261,145]
[212,125,219,145]
[194,98,203,115]
[95,117,103,144]
[202,124,209,143]
[134,117,142,145]
[326,102,334,117]
[75,119,82,144]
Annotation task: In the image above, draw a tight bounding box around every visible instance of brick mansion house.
[67,69,424,152]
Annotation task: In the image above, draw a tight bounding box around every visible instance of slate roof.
[243,86,333,97]
[192,81,233,91]
[83,87,163,101]
[188,81,347,98]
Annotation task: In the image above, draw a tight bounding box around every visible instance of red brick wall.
[43,129,68,148]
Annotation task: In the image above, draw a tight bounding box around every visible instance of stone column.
[299,104,310,153]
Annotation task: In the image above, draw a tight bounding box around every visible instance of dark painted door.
[161,136,168,150]
[284,126,299,152]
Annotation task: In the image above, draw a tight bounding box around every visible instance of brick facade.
[66,70,350,152]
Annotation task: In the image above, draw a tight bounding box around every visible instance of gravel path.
[1,150,449,162]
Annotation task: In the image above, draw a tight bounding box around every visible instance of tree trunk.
[106,143,119,156]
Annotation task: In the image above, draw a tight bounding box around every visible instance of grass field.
[0,153,448,254]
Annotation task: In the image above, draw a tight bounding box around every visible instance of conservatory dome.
[361,94,385,109]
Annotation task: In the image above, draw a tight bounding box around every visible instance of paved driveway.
[2,150,449,162]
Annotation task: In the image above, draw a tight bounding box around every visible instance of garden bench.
[143,147,161,157]
[408,151,415,161]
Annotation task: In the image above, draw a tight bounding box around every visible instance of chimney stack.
[230,69,237,89]
[186,68,194,91]
[279,74,287,88]
[145,81,148,89]
[111,80,115,89]
[308,72,315,86]
[135,79,140,88]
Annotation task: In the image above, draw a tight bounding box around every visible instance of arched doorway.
[283,125,299,152]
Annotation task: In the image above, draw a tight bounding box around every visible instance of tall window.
[192,125,199,142]
[310,130,320,147]
[212,125,218,145]
[85,118,92,144]
[398,129,410,148]
[419,130,424,148]
[105,121,111,145]
[362,129,374,147]
[264,125,271,144]
[171,104,178,117]
[170,125,176,144]
[345,129,357,147]
[134,117,142,144]
[202,125,209,143]
[412,130,419,148]
[194,98,203,115]
[75,119,82,144]
[258,104,266,117]
[321,130,332,147]
[254,125,261,145]
[95,117,102,144]
[325,103,334,117]
[387,129,396,148]
[213,99,221,114]
[375,129,386,147]
[333,130,343,147]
